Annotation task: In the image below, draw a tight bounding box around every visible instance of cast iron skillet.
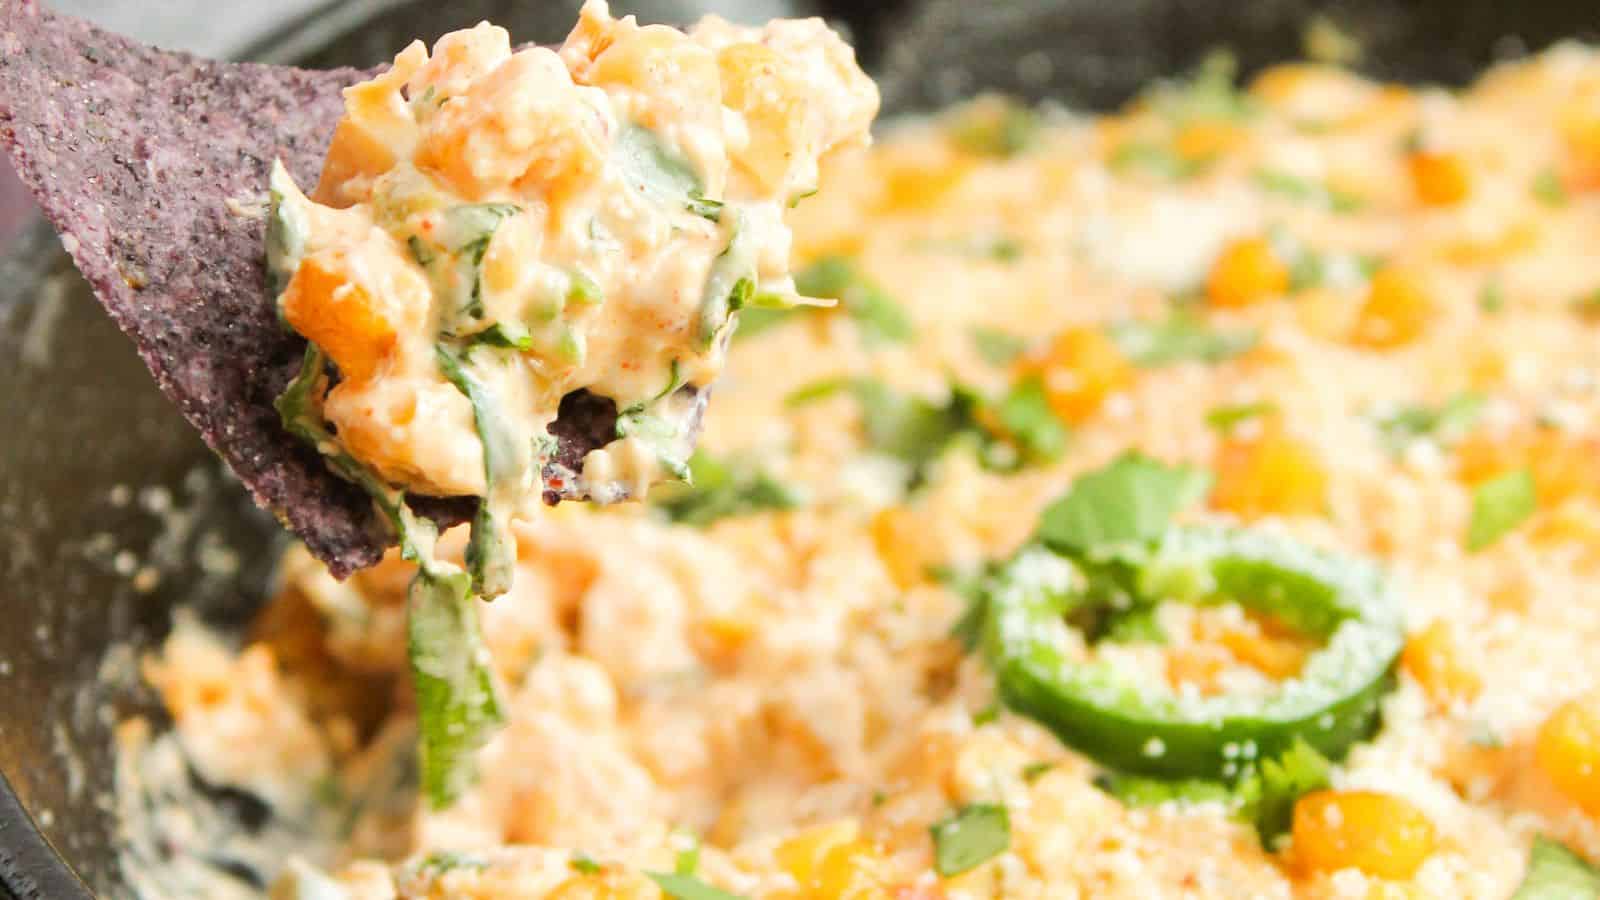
[0,0,1593,896]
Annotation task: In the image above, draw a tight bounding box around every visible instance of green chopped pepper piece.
[981,525,1402,780]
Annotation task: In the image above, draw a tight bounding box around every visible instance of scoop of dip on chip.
[268,1,877,509]
[263,0,877,803]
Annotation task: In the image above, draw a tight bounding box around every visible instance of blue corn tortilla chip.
[0,2,692,577]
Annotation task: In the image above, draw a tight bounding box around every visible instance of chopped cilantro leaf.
[1108,141,1208,180]
[795,256,913,344]
[993,375,1069,465]
[616,125,702,205]
[416,851,489,875]
[1234,737,1332,848]
[787,376,1066,486]
[687,194,724,222]
[1512,837,1600,899]
[931,804,1011,876]
[674,836,701,876]
[972,327,1028,365]
[1094,772,1233,807]
[1466,468,1537,552]
[948,99,1040,158]
[1205,401,1278,434]
[570,854,603,875]
[1107,312,1257,367]
[1037,453,1213,557]
[1480,279,1506,314]
[1149,50,1258,124]
[1252,169,1364,212]
[646,872,748,900]
[1532,169,1569,208]
[1376,392,1485,452]
[1021,761,1058,782]
[472,321,534,352]
[652,451,801,527]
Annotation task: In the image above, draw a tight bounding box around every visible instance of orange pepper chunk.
[1536,696,1600,816]
[1350,268,1434,349]
[871,506,933,590]
[1560,104,1600,191]
[1210,430,1328,521]
[313,116,399,208]
[280,254,397,383]
[1401,621,1482,707]
[1024,326,1135,424]
[1292,790,1437,879]
[1207,237,1291,309]
[1408,151,1471,206]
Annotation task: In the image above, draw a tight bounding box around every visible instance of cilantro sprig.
[1107,312,1257,368]
[652,451,801,527]
[1466,468,1537,552]
[931,803,1011,876]
[1512,837,1600,899]
[788,375,1069,488]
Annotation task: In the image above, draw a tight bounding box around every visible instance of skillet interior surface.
[0,0,1593,896]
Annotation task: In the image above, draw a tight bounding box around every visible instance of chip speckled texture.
[0,2,678,577]
[0,0,406,576]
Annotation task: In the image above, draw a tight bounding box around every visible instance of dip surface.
[128,40,1600,900]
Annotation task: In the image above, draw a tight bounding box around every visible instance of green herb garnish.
[277,346,505,810]
[1205,401,1278,434]
[1107,312,1257,367]
[930,804,1011,877]
[616,124,702,204]
[570,855,603,875]
[1021,761,1058,782]
[1108,142,1208,180]
[1466,468,1537,552]
[1253,169,1364,212]
[1147,50,1258,125]
[787,376,1067,486]
[1532,169,1569,208]
[436,344,524,598]
[993,375,1069,465]
[948,99,1040,158]
[645,872,747,900]
[652,451,801,527]
[1037,453,1212,556]
[972,327,1028,365]
[1480,279,1506,314]
[687,194,724,222]
[416,852,489,875]
[1376,391,1485,452]
[422,202,522,326]
[1234,738,1332,847]
[1511,836,1600,899]
[795,256,913,345]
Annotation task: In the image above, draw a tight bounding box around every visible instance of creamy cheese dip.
[123,37,1600,900]
[269,0,877,504]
